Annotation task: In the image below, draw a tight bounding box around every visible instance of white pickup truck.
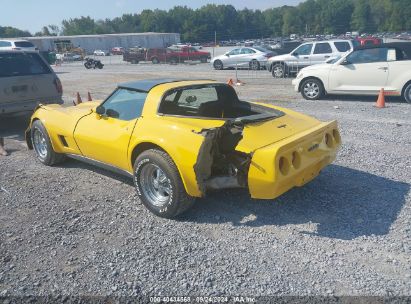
[292,45,411,103]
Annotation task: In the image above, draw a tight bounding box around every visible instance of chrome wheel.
[33,128,48,159]
[273,65,284,78]
[140,163,172,207]
[303,81,320,99]
[250,60,260,70]
[213,60,223,70]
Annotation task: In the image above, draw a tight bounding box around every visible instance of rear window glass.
[334,41,351,52]
[14,41,35,47]
[0,52,51,78]
[0,41,12,47]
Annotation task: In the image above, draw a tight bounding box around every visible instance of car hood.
[268,53,291,62]
[300,63,332,72]
[39,101,101,119]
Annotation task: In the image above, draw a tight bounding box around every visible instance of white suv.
[0,39,38,51]
[267,40,354,78]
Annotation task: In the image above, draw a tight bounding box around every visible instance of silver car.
[211,47,274,70]
[0,50,63,115]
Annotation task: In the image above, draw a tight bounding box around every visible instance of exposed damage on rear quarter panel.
[193,121,251,194]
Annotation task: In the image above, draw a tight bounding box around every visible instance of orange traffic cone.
[75,92,83,105]
[375,88,385,108]
[227,78,234,86]
[87,92,92,101]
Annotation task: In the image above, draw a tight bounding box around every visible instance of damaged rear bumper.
[247,120,341,199]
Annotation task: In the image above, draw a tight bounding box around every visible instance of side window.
[314,43,332,54]
[0,41,12,47]
[159,86,219,116]
[101,89,147,121]
[347,48,388,64]
[241,48,256,54]
[334,42,351,52]
[228,49,240,56]
[293,44,313,56]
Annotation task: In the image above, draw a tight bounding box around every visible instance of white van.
[0,50,63,115]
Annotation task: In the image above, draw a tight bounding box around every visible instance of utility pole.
[214,31,217,47]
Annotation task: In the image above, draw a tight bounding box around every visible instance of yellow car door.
[74,88,148,171]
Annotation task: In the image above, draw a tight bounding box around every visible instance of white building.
[22,32,180,52]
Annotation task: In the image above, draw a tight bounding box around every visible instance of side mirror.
[292,52,298,56]
[96,105,105,115]
[225,53,230,57]
[106,109,119,118]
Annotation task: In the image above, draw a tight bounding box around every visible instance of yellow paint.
[28,81,341,200]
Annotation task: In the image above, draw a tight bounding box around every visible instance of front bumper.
[247,121,341,199]
[291,78,301,92]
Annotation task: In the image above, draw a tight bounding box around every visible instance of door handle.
[378,67,388,71]
[304,57,309,59]
[324,55,330,58]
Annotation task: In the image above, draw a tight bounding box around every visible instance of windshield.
[327,56,341,64]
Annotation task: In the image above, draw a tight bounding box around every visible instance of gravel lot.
[0,59,410,298]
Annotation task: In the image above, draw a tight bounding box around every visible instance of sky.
[0,0,303,33]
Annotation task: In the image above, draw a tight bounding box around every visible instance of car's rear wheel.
[403,82,411,103]
[131,59,139,64]
[169,57,178,64]
[134,149,195,219]
[301,78,324,100]
[31,120,65,166]
[152,57,159,64]
[213,60,223,70]
[272,63,286,78]
[250,59,260,70]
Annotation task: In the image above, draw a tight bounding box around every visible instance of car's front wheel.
[301,78,324,100]
[134,149,195,219]
[213,60,223,70]
[31,120,65,166]
[272,63,286,78]
[403,82,411,103]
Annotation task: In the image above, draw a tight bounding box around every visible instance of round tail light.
[279,157,290,176]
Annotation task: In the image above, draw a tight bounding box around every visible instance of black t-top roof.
[118,78,194,92]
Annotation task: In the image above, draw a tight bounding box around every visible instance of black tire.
[272,63,286,78]
[133,149,195,218]
[250,59,260,70]
[152,57,159,64]
[131,59,139,64]
[84,63,92,69]
[169,57,178,64]
[300,78,324,100]
[200,56,208,63]
[31,120,65,166]
[402,82,411,103]
[213,60,223,70]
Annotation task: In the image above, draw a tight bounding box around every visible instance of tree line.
[1,0,410,42]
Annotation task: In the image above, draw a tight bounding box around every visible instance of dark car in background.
[0,50,63,115]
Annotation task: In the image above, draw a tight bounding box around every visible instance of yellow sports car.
[26,79,341,218]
